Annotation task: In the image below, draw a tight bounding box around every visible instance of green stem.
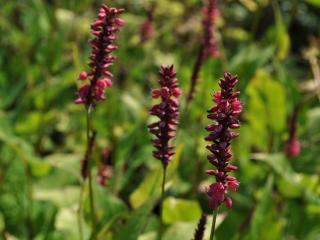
[158,165,167,240]
[86,108,97,240]
[209,207,219,240]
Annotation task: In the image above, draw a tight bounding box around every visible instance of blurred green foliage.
[0,0,320,239]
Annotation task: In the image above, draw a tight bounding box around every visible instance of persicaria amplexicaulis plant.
[205,72,242,240]
[75,4,125,108]
[187,0,219,103]
[148,65,181,238]
[75,4,124,239]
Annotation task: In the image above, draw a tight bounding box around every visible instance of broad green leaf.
[34,186,79,208]
[129,167,162,209]
[15,112,42,134]
[163,222,197,240]
[130,145,183,208]
[239,0,258,11]
[252,153,293,180]
[113,200,154,240]
[245,176,285,240]
[162,214,224,240]
[29,158,52,177]
[246,70,286,150]
[246,86,268,150]
[277,177,302,198]
[162,197,201,224]
[306,0,320,7]
[229,45,274,88]
[55,206,89,240]
[138,232,157,240]
[273,1,290,59]
[43,153,82,180]
[93,186,128,238]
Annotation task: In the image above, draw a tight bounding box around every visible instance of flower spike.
[148,65,181,167]
[205,72,242,209]
[75,4,125,108]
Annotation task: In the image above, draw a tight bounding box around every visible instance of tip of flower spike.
[160,65,176,78]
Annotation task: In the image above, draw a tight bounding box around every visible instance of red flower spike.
[186,0,219,103]
[75,4,125,107]
[202,0,219,59]
[148,65,181,167]
[205,72,242,209]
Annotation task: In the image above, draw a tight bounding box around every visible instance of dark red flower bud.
[284,105,301,158]
[285,138,301,158]
[140,19,154,42]
[224,196,232,208]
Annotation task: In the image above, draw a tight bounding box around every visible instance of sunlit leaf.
[34,187,79,208]
[162,197,202,224]
[306,0,320,7]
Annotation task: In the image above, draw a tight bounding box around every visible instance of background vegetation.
[0,0,320,239]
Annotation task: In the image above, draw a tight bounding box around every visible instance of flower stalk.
[209,207,219,240]
[158,166,167,240]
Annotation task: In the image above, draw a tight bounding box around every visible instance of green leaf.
[43,153,82,180]
[130,145,183,209]
[34,186,79,208]
[272,1,290,60]
[245,176,285,240]
[252,153,293,179]
[162,197,201,224]
[113,200,154,240]
[55,206,89,240]
[29,158,52,177]
[306,0,320,7]
[163,222,197,240]
[138,232,157,240]
[246,70,287,150]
